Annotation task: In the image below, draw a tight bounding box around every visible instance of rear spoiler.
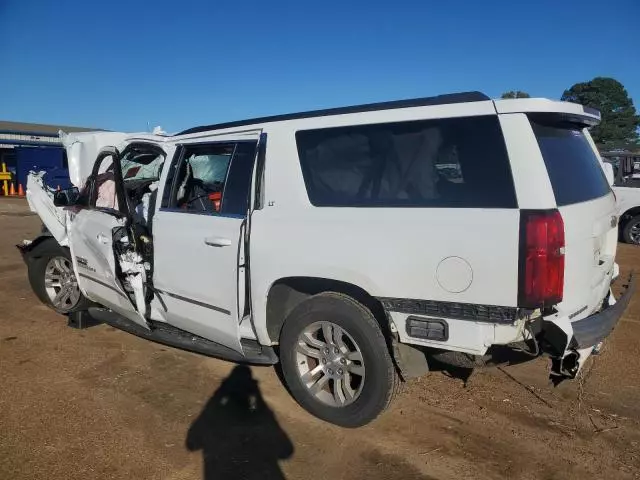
[493,98,601,126]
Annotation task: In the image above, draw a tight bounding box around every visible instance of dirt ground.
[1,198,639,480]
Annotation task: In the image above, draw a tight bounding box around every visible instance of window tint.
[296,116,516,208]
[531,119,611,206]
[169,142,257,216]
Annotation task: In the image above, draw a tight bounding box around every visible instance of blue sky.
[0,0,638,133]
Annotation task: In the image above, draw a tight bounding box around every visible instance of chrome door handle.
[97,233,109,244]
[204,236,231,247]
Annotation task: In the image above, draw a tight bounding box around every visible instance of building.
[0,120,101,194]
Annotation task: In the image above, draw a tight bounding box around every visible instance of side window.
[91,154,119,211]
[295,116,517,208]
[168,142,257,216]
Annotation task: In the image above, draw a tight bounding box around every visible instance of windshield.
[121,149,165,183]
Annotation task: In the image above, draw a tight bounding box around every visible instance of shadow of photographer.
[186,365,294,480]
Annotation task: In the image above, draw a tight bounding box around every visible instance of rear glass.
[296,116,517,208]
[531,119,610,206]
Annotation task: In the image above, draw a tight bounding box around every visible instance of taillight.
[519,210,565,308]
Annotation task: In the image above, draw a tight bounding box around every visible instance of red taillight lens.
[519,210,565,308]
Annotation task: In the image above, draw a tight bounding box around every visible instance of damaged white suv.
[19,92,634,427]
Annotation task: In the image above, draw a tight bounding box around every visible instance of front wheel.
[279,292,399,427]
[26,238,90,314]
[622,215,640,245]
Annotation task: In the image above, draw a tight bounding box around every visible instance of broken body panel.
[28,131,169,329]
[26,128,262,356]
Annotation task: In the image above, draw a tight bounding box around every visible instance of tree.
[561,77,640,148]
[501,91,531,99]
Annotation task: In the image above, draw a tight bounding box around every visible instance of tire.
[622,215,640,245]
[279,292,399,427]
[26,238,91,314]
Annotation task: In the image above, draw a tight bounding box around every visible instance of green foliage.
[561,77,640,148]
[501,91,531,99]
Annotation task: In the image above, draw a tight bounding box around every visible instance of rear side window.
[531,119,610,206]
[296,116,516,208]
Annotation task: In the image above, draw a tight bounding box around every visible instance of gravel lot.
[1,199,639,480]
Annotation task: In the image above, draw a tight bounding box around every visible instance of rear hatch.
[530,116,617,319]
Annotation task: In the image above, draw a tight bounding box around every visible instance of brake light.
[519,210,565,308]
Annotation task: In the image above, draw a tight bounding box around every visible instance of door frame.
[149,129,263,351]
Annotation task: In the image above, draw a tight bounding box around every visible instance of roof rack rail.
[177,91,490,136]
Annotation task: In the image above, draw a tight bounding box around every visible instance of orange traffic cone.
[18,184,24,196]
[9,183,16,196]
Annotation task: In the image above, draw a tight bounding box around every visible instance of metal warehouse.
[0,120,98,195]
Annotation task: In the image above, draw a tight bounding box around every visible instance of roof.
[0,120,103,136]
[177,91,490,136]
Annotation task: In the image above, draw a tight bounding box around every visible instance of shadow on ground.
[186,365,294,480]
[426,344,543,386]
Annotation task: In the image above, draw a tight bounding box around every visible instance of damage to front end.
[25,171,70,245]
[23,130,130,247]
[21,130,160,322]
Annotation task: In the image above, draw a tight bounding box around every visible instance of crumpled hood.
[59,130,129,187]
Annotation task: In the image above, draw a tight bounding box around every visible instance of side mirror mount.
[602,162,615,186]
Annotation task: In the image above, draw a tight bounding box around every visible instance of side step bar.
[87,307,278,365]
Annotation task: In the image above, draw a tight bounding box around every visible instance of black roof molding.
[178,91,490,135]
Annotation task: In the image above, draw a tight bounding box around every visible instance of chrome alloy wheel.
[295,321,366,407]
[44,256,80,312]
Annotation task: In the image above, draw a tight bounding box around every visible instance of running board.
[87,307,278,365]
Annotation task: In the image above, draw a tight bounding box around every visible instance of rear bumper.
[541,271,635,379]
[572,272,635,348]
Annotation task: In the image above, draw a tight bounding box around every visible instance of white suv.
[20,92,634,427]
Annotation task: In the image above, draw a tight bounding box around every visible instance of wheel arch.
[620,206,640,224]
[264,276,390,345]
[17,233,56,264]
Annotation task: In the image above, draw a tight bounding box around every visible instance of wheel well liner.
[265,277,388,343]
[17,233,56,263]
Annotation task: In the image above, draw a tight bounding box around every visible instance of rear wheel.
[622,215,640,245]
[27,238,90,314]
[279,292,399,427]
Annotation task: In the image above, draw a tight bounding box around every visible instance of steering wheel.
[183,192,215,207]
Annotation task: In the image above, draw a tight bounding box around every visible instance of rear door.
[529,117,617,317]
[151,131,261,353]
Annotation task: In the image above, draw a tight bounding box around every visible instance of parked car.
[602,153,640,244]
[19,92,634,427]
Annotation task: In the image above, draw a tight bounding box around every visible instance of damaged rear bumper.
[542,272,635,379]
[572,273,635,348]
